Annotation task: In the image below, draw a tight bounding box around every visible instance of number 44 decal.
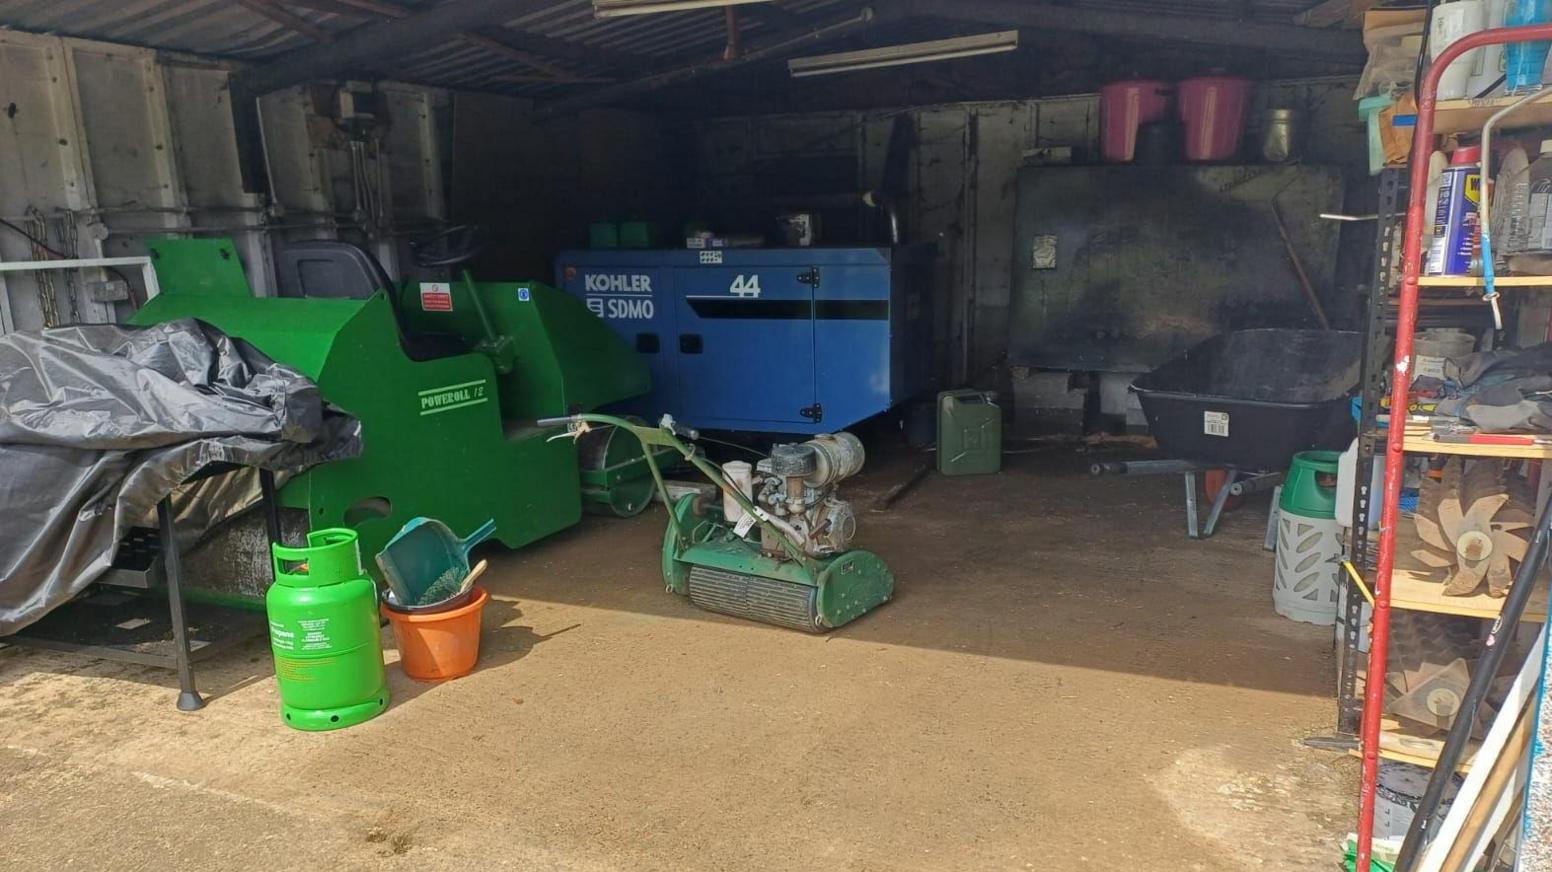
[729,274,762,298]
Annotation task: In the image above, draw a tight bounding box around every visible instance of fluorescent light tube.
[595,0,773,17]
[788,30,1019,77]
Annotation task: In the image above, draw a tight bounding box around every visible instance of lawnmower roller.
[540,414,895,632]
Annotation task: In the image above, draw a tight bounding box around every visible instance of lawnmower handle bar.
[537,414,699,441]
[536,413,814,568]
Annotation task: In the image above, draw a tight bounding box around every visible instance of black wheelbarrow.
[1094,329,1361,539]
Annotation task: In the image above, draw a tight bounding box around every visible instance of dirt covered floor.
[0,444,1356,871]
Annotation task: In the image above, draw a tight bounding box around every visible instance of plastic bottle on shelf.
[1432,0,1489,100]
[1504,0,1552,93]
[1468,0,1511,98]
[1420,150,1449,261]
[1337,438,1385,531]
[1523,140,1552,252]
[1495,144,1531,256]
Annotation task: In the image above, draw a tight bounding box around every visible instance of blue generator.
[556,247,934,434]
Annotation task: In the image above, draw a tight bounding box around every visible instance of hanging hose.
[1393,493,1552,870]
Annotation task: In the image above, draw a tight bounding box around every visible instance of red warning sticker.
[419,282,453,312]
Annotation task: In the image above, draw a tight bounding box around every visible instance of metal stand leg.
[1184,473,1201,539]
[1186,471,1239,540]
[1264,485,1282,552]
[259,469,282,552]
[157,496,204,712]
[1200,471,1237,538]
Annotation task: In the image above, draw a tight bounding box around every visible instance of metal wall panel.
[695,79,1364,384]
[0,30,451,332]
[1008,164,1344,372]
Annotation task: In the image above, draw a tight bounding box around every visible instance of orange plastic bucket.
[381,587,489,681]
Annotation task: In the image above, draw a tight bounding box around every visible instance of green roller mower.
[539,413,896,633]
[130,236,659,590]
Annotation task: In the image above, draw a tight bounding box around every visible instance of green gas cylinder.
[267,529,389,731]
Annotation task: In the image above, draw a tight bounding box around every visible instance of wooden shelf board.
[1434,95,1552,136]
[1417,275,1552,288]
[1347,718,1479,773]
[1402,430,1552,460]
[1386,566,1549,621]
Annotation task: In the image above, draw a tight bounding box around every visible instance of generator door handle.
[679,334,703,354]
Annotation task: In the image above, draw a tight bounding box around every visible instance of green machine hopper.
[131,237,651,582]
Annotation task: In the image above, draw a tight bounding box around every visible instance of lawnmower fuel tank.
[556,247,936,434]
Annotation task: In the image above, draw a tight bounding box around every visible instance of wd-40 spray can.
[1426,145,1482,276]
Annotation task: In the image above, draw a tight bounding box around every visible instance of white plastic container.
[1467,0,1510,98]
[1525,140,1552,252]
[1274,511,1343,626]
[1422,150,1448,257]
[1495,144,1531,255]
[1336,438,1385,531]
[1431,0,1489,100]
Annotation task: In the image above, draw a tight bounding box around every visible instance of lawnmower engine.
[544,413,894,633]
[670,430,892,633]
[740,434,865,559]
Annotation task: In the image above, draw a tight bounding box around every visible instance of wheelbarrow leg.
[1201,470,1237,538]
[1264,485,1283,552]
[1184,473,1201,539]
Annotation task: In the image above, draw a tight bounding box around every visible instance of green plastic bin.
[937,389,1002,476]
[1280,450,1341,519]
[590,222,620,250]
[618,221,653,249]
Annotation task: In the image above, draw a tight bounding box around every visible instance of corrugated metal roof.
[0,0,1338,97]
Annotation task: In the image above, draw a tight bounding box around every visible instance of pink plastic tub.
[1177,76,1251,162]
[1100,80,1172,163]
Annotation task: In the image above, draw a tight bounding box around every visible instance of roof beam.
[461,30,575,79]
[474,25,650,70]
[887,0,1364,62]
[233,0,559,95]
[539,6,875,117]
[739,2,807,30]
[278,0,412,18]
[327,0,414,16]
[237,0,334,43]
[274,0,644,78]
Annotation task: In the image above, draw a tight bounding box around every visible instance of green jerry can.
[267,529,390,731]
[937,389,1003,476]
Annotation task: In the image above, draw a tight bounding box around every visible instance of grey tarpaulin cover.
[0,318,361,634]
[1437,343,1552,433]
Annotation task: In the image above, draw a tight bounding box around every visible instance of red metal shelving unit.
[1355,23,1552,872]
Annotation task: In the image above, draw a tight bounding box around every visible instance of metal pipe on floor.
[1090,459,1203,476]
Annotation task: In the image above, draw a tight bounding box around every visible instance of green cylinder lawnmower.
[540,414,895,633]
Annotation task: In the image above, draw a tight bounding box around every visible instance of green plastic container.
[618,220,653,249]
[937,389,1002,476]
[1280,450,1341,519]
[267,529,389,731]
[589,222,620,250]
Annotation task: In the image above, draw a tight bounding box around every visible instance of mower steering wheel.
[409,224,484,268]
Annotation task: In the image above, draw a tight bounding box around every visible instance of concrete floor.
[0,446,1356,871]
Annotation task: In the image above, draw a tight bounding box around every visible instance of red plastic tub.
[1100,80,1172,163]
[1177,76,1251,162]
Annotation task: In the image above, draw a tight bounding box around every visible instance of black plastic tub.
[1131,329,1361,470]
